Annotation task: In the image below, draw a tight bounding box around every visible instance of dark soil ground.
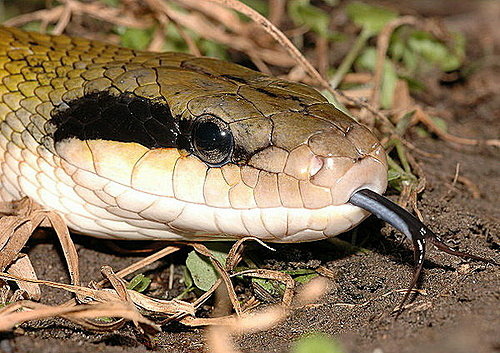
[0,1,499,352]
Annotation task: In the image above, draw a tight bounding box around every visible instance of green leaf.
[294,273,318,284]
[387,168,402,182]
[283,269,317,276]
[389,32,406,62]
[205,243,230,266]
[182,265,193,289]
[380,59,397,109]
[399,75,425,92]
[402,46,418,73]
[288,0,332,38]
[346,2,397,36]
[127,274,144,289]
[186,251,218,291]
[240,0,269,16]
[355,47,376,71]
[320,90,352,117]
[134,278,151,293]
[161,24,190,53]
[252,277,285,296]
[415,126,430,138]
[407,31,464,72]
[285,269,319,284]
[292,332,344,353]
[119,27,153,51]
[100,0,119,7]
[199,40,229,60]
[126,274,151,293]
[451,32,466,62]
[185,243,229,292]
[21,22,46,32]
[177,266,195,299]
[355,48,397,108]
[430,116,448,132]
[95,317,114,323]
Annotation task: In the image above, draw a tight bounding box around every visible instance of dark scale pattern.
[50,92,180,148]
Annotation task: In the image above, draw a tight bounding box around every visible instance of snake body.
[0,26,387,242]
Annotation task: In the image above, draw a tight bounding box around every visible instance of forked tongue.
[349,189,494,314]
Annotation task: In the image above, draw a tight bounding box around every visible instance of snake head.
[153,57,388,241]
[48,56,387,241]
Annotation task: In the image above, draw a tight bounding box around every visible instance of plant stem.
[330,28,370,89]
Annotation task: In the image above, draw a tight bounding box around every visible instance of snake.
[0,26,489,306]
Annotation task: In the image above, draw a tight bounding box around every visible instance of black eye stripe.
[51,92,234,166]
[50,92,179,149]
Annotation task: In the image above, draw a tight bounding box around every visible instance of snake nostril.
[357,151,372,163]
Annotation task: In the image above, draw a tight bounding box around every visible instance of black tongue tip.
[349,189,496,314]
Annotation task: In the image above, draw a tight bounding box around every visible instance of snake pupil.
[192,116,233,166]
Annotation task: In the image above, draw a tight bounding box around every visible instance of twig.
[330,29,370,89]
[147,14,170,52]
[145,0,202,56]
[268,0,286,27]
[146,0,296,66]
[205,0,328,86]
[53,0,74,35]
[316,36,329,78]
[4,0,152,29]
[415,108,500,147]
[3,7,64,28]
[177,0,243,34]
[451,163,460,189]
[95,245,183,288]
[457,176,481,199]
[400,139,443,159]
[371,16,419,109]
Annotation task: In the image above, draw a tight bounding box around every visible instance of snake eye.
[192,116,233,166]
